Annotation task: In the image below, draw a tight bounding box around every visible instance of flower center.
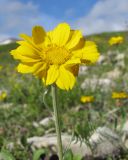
[45,46,70,65]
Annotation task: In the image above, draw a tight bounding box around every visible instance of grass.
[0,31,128,159]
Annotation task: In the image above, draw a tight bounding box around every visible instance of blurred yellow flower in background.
[108,36,124,45]
[80,96,94,103]
[0,65,3,71]
[112,92,128,99]
[11,23,99,90]
[0,91,7,101]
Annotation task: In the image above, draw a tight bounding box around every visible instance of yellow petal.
[19,34,32,43]
[72,50,83,59]
[34,64,47,80]
[34,63,47,75]
[66,30,82,49]
[17,40,40,53]
[71,37,85,51]
[81,41,100,64]
[32,26,46,44]
[36,70,47,79]
[19,33,41,51]
[41,36,51,48]
[46,65,59,85]
[47,31,53,41]
[31,62,45,72]
[11,51,40,63]
[56,66,75,90]
[17,63,33,73]
[68,65,79,77]
[52,23,70,46]
[11,45,39,59]
[64,58,80,67]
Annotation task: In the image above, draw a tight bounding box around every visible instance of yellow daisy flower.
[112,92,128,99]
[0,91,7,101]
[80,96,94,103]
[108,36,124,45]
[0,65,3,71]
[11,23,99,90]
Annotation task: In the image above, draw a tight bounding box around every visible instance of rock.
[79,66,88,75]
[73,105,85,112]
[81,77,114,92]
[0,103,13,109]
[70,140,91,157]
[123,73,128,79]
[39,117,53,127]
[33,121,39,128]
[94,141,122,159]
[89,126,124,159]
[115,53,125,68]
[27,134,92,157]
[105,68,121,79]
[122,121,128,133]
[89,127,120,145]
[97,55,106,64]
[27,127,125,159]
[116,61,125,69]
[45,128,55,134]
[107,50,119,58]
[124,139,128,149]
[121,120,128,149]
[115,53,125,61]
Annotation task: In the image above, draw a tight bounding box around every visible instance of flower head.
[80,96,94,103]
[0,91,7,101]
[108,36,124,45]
[0,65,3,71]
[11,23,99,90]
[112,92,128,99]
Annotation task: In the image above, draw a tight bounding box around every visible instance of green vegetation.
[88,31,128,53]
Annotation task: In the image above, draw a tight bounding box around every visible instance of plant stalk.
[51,85,63,160]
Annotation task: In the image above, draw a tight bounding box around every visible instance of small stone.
[81,77,114,92]
[97,55,106,64]
[89,126,123,159]
[39,117,53,127]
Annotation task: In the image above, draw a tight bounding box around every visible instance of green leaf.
[114,117,118,129]
[20,135,27,147]
[33,149,46,160]
[0,150,15,160]
[63,149,73,160]
[73,154,82,160]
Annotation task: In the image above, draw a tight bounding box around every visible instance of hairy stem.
[51,85,63,160]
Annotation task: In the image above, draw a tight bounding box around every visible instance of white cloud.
[0,0,37,13]
[0,0,60,41]
[75,0,128,35]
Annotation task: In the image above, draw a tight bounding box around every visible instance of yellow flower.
[108,36,124,45]
[11,23,99,90]
[80,96,94,103]
[0,65,3,71]
[0,91,7,101]
[112,92,128,99]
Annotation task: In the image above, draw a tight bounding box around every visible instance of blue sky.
[0,0,128,41]
[23,0,96,20]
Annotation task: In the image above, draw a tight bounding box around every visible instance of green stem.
[51,85,63,160]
